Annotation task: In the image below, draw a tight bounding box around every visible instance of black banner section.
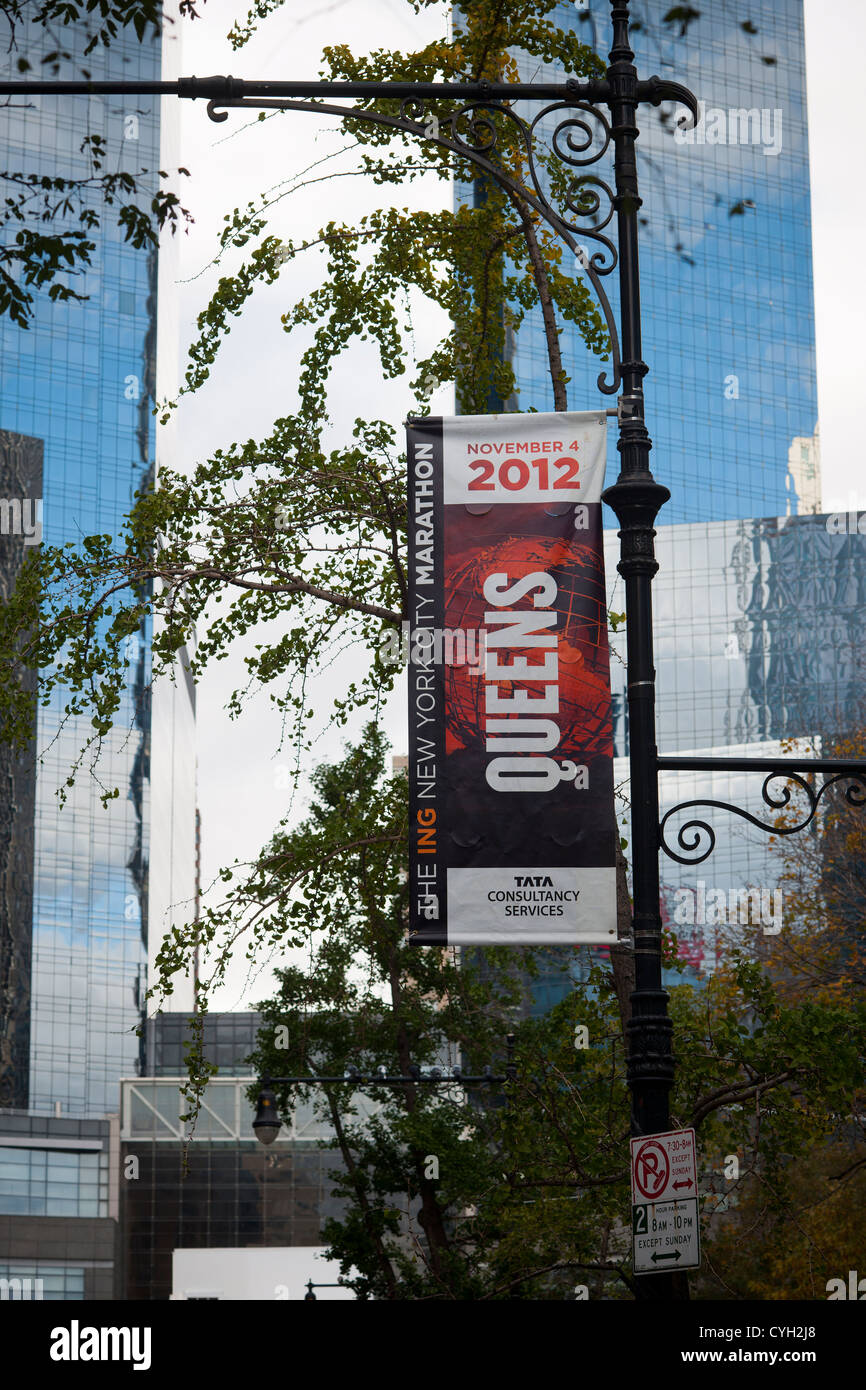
[407,411,617,946]
[407,417,447,944]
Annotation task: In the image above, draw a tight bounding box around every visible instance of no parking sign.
[630,1128,700,1273]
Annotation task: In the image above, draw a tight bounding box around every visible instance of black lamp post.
[595,0,677,1152]
[6,0,866,1300]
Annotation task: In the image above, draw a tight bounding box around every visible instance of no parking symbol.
[630,1126,696,1205]
[632,1139,670,1200]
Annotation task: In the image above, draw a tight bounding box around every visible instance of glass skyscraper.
[0,9,196,1296]
[512,1,818,524]
[0,13,161,1116]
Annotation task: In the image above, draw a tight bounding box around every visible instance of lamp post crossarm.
[0,71,698,110]
[657,756,866,867]
[0,75,599,101]
[257,1036,516,1095]
[657,756,866,775]
[264,1069,510,1086]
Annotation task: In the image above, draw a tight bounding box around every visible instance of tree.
[245,723,538,1300]
[0,0,609,779]
[762,730,866,1002]
[699,1141,866,1300]
[237,724,866,1299]
[690,732,866,1298]
[0,0,198,324]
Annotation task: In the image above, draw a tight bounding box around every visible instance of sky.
[161,0,866,1009]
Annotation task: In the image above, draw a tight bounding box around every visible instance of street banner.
[406,410,617,945]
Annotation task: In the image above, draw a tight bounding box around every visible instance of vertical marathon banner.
[407,410,617,945]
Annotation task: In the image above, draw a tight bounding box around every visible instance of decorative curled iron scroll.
[659,770,866,867]
[204,91,622,394]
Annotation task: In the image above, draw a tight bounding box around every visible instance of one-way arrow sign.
[632,1197,699,1273]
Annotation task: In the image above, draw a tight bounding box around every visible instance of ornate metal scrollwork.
[659,770,866,866]
[416,98,618,276]
[203,91,623,394]
[550,106,612,168]
[448,102,502,158]
[562,175,616,270]
[530,102,617,277]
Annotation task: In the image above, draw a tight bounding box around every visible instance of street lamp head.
[252,1077,281,1146]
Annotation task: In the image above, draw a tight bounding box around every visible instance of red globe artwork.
[443,532,613,760]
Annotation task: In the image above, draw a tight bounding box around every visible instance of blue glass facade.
[606,514,866,976]
[0,1111,118,1298]
[610,515,866,758]
[511,1,817,525]
[0,18,163,1114]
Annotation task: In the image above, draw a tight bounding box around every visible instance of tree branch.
[510,191,568,411]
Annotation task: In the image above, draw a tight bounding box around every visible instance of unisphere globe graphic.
[443,534,613,759]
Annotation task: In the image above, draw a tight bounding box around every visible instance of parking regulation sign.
[630,1128,700,1274]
